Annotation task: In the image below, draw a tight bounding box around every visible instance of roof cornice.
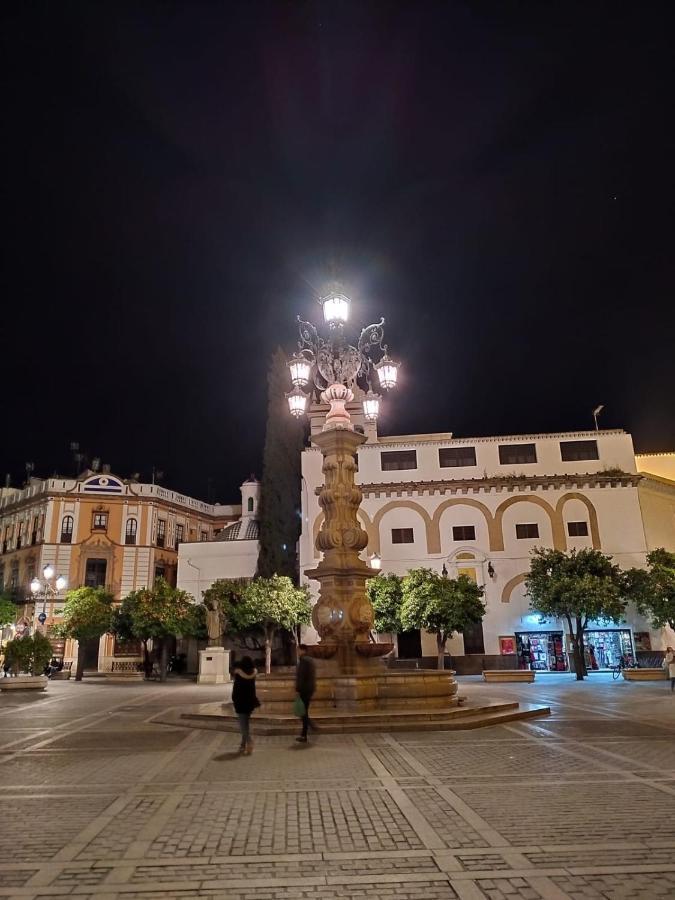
[355,473,641,497]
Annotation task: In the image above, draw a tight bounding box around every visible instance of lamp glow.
[362,392,380,422]
[43,565,55,580]
[287,386,308,418]
[375,354,399,390]
[321,292,350,326]
[288,354,312,388]
[55,575,67,592]
[30,577,41,594]
[370,553,382,571]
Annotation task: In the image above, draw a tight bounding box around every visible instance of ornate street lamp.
[286,287,399,430]
[285,286,402,675]
[30,565,67,632]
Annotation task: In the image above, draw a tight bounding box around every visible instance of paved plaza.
[1,675,674,900]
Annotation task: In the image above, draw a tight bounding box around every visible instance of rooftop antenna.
[592,404,604,431]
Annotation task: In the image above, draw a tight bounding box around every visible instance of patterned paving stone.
[475,877,543,899]
[76,795,167,860]
[0,795,116,861]
[450,781,675,846]
[403,787,488,848]
[105,886,458,900]
[404,741,610,777]
[552,872,675,898]
[148,788,423,857]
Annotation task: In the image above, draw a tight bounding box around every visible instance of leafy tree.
[367,573,403,635]
[4,632,54,676]
[55,587,114,681]
[235,575,311,673]
[0,595,17,652]
[114,578,200,681]
[257,348,306,580]
[401,569,486,669]
[526,548,627,681]
[625,548,675,631]
[201,578,249,638]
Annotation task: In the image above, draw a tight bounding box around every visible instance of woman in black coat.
[231,656,259,754]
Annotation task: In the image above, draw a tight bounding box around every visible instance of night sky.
[2,2,674,503]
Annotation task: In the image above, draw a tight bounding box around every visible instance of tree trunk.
[264,627,272,675]
[159,639,168,682]
[571,638,584,681]
[436,632,446,670]
[576,618,588,676]
[142,640,152,679]
[75,642,85,682]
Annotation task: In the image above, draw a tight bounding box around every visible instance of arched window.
[247,497,254,513]
[125,518,138,545]
[60,516,74,543]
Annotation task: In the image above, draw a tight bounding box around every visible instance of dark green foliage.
[4,632,53,676]
[257,347,306,580]
[625,548,675,631]
[367,573,404,634]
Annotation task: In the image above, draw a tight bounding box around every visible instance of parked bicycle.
[612,656,638,680]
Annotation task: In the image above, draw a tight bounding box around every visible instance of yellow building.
[0,471,238,672]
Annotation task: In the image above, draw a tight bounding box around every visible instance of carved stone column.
[304,426,385,675]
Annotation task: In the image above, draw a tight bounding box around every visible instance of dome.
[216,519,260,541]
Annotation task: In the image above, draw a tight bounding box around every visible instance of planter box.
[483,670,535,683]
[0,675,48,692]
[622,668,667,682]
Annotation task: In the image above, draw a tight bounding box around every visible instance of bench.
[622,668,667,682]
[51,661,72,680]
[103,660,145,682]
[483,669,535,683]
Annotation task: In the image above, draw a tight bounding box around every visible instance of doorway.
[397,629,422,658]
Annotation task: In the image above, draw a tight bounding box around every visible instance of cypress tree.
[257,347,306,581]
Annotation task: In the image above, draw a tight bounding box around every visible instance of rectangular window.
[175,523,184,550]
[452,525,476,541]
[200,530,208,542]
[16,523,23,550]
[567,521,589,537]
[391,528,414,544]
[154,564,166,582]
[498,443,537,465]
[380,450,417,471]
[156,519,166,548]
[516,523,539,539]
[439,446,477,468]
[84,558,107,588]
[92,512,108,531]
[560,439,599,462]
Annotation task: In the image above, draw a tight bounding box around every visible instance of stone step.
[165,699,550,734]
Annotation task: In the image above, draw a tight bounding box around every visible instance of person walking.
[231,656,259,754]
[663,647,675,693]
[295,644,317,743]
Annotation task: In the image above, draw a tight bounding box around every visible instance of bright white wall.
[177,540,258,602]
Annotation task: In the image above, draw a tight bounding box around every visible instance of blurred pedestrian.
[295,644,317,743]
[663,647,675,693]
[231,655,259,754]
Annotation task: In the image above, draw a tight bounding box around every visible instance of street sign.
[37,612,47,624]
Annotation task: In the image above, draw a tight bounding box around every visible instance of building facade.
[299,421,675,672]
[0,471,237,671]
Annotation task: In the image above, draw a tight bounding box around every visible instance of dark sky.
[2,2,674,502]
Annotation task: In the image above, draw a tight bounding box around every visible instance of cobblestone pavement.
[1,673,674,899]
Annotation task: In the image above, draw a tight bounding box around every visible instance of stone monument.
[198,596,230,685]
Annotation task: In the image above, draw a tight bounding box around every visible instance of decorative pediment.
[81,475,124,494]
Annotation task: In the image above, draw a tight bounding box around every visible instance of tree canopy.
[257,347,306,580]
[625,548,675,632]
[56,587,114,681]
[526,547,627,680]
[367,573,403,634]
[235,575,311,673]
[401,568,485,669]
[0,595,17,629]
[201,577,249,635]
[114,578,201,680]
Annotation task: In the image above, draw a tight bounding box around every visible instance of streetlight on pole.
[285,286,400,673]
[30,565,67,633]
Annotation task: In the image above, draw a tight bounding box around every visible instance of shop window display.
[515,632,568,671]
[582,629,634,669]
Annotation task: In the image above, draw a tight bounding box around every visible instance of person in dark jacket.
[231,656,259,754]
[295,644,317,743]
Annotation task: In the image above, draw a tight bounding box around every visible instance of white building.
[299,415,675,673]
[176,477,260,601]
